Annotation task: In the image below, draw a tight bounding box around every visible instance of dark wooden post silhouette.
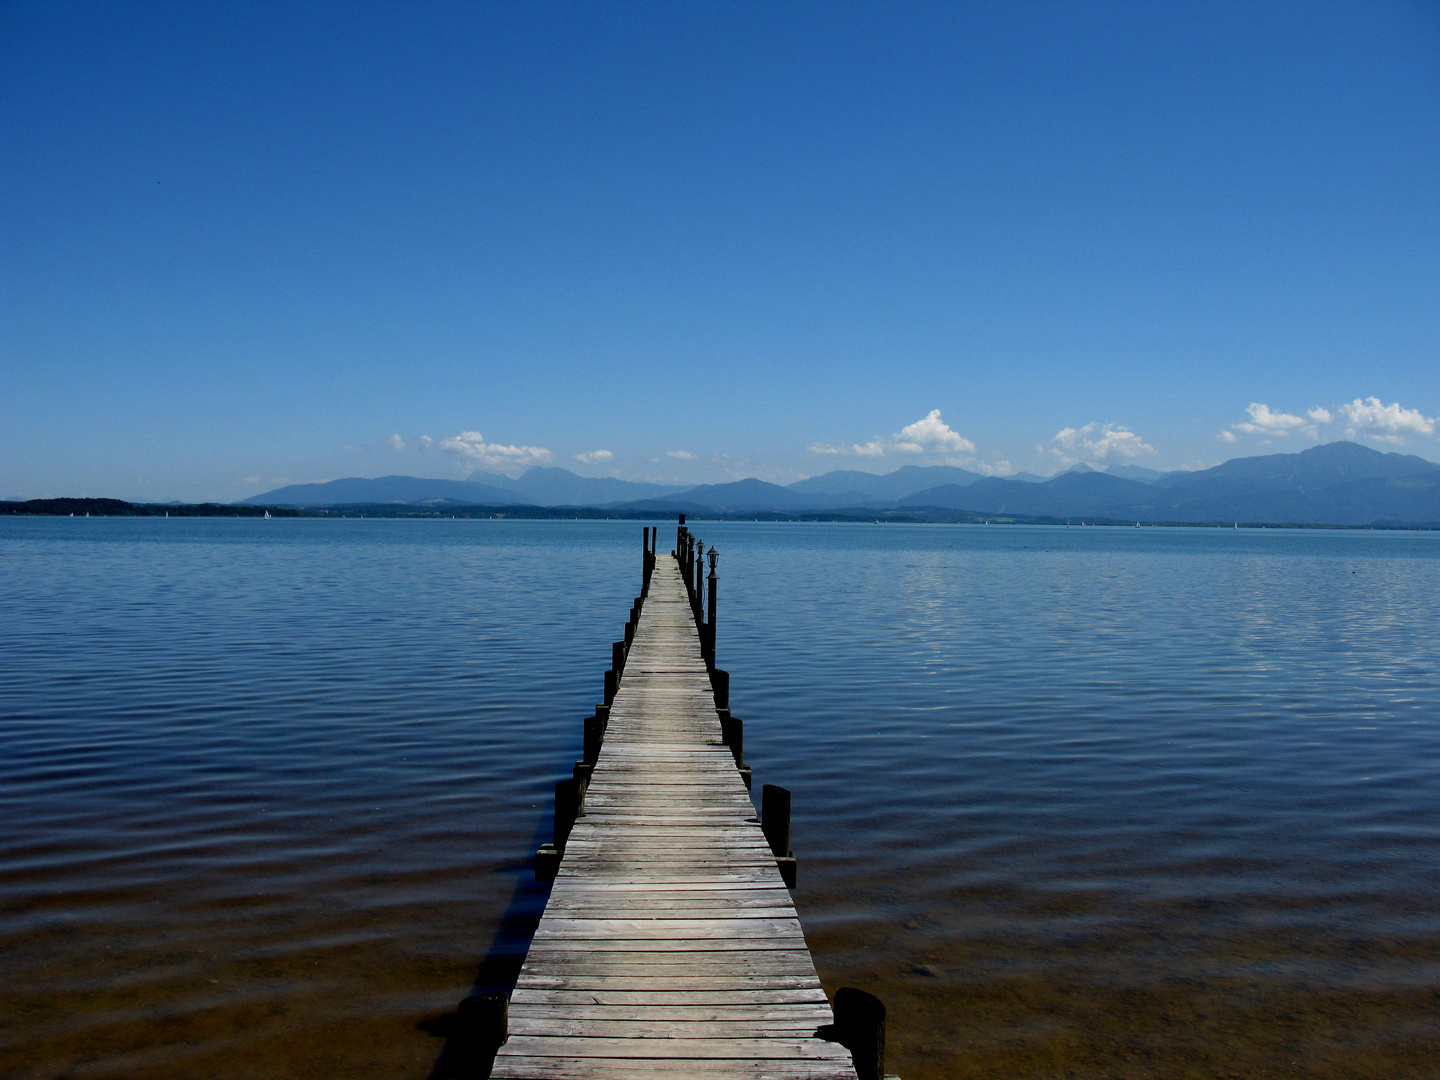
[694,541,704,620]
[762,784,795,887]
[833,988,887,1080]
[706,547,718,668]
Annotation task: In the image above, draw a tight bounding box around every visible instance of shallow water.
[2,518,1438,1078]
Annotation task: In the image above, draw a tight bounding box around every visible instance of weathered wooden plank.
[493,1058,855,1079]
[508,1018,830,1038]
[509,1004,832,1023]
[526,939,812,954]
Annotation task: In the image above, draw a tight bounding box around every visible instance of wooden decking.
[491,555,856,1079]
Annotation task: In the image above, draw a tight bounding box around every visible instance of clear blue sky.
[3,1,1437,501]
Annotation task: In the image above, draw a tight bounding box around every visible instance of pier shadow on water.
[419,813,554,1080]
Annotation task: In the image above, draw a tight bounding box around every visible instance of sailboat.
[263,510,271,519]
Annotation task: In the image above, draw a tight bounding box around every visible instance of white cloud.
[242,476,262,485]
[806,440,881,457]
[1339,397,1435,443]
[1232,402,1310,436]
[667,450,697,460]
[1047,422,1156,466]
[574,450,613,464]
[386,433,433,452]
[808,410,975,463]
[1219,398,1435,445]
[893,410,976,455]
[970,460,1017,476]
[438,431,553,474]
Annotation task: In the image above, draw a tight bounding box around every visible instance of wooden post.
[706,547,717,667]
[641,527,650,595]
[594,702,609,732]
[694,541,705,615]
[712,668,729,710]
[534,843,559,882]
[584,714,604,765]
[761,784,791,857]
[834,988,887,1080]
[457,991,509,1049]
[762,783,794,887]
[604,668,618,705]
[554,778,582,848]
[612,639,626,673]
[719,711,743,765]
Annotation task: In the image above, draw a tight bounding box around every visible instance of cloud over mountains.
[1221,399,1436,446]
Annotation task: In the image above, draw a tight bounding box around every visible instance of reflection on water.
[2,519,1439,1078]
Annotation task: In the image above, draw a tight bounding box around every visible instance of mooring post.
[534,843,559,882]
[554,778,582,848]
[761,784,791,857]
[706,547,718,668]
[612,639,626,673]
[692,541,703,619]
[457,991,509,1050]
[762,784,795,887]
[604,668,618,705]
[584,714,604,765]
[641,527,650,596]
[834,988,887,1080]
[720,711,743,762]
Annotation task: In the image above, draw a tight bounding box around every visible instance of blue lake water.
[2,518,1439,1078]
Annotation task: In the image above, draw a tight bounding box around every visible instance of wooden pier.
[484,522,886,1080]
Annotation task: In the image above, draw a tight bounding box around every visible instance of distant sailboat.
[263,510,271,519]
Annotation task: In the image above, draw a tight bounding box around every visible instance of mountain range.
[243,443,1440,527]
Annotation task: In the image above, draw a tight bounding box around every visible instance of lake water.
[2,517,1439,1079]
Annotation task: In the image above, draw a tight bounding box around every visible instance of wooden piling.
[834,988,887,1080]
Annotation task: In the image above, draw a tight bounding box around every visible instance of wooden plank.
[494,1058,855,1079]
[509,1005,832,1023]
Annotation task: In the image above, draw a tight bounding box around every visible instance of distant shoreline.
[3,497,1436,531]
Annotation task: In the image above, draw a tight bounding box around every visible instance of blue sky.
[3,1,1438,501]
